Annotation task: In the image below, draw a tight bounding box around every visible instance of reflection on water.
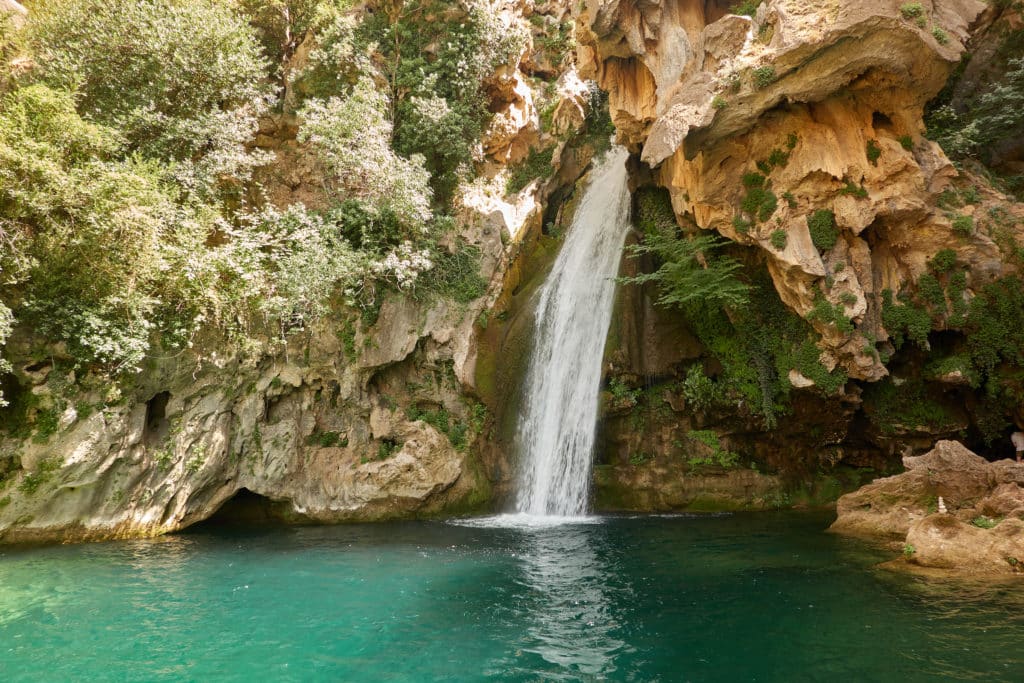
[514,522,628,677]
[2,512,1023,682]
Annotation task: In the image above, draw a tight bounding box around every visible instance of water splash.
[515,147,632,517]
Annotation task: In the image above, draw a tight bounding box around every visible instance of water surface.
[2,512,1021,681]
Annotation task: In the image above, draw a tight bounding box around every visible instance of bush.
[866,139,881,165]
[808,210,838,251]
[952,214,974,237]
[932,27,949,46]
[623,189,749,309]
[363,0,527,203]
[298,79,434,231]
[770,229,787,250]
[929,249,958,273]
[900,3,924,19]
[881,289,932,349]
[506,146,555,194]
[730,1,761,17]
[27,0,270,194]
[752,65,776,88]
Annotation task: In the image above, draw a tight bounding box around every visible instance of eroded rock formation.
[831,440,1024,575]
[579,0,1011,380]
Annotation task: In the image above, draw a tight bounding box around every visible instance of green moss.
[686,430,740,468]
[864,378,958,435]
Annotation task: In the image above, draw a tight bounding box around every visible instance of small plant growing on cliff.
[730,1,762,17]
[18,458,61,495]
[899,135,914,150]
[782,191,797,208]
[900,3,924,19]
[952,214,974,237]
[686,430,740,468]
[881,289,932,349]
[807,294,854,334]
[752,65,776,89]
[972,515,1000,529]
[840,180,869,198]
[740,172,778,222]
[932,26,950,45]
[903,543,916,558]
[770,229,788,250]
[929,249,958,274]
[866,139,882,166]
[808,210,838,251]
[712,95,728,110]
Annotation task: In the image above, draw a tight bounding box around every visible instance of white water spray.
[514,147,632,517]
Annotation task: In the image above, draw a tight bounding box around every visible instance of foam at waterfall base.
[447,513,605,529]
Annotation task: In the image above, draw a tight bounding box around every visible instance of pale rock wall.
[577,0,1020,383]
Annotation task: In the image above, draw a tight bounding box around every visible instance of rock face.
[578,0,1011,381]
[831,440,1024,575]
[0,0,592,544]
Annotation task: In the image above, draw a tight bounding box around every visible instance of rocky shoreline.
[831,440,1024,576]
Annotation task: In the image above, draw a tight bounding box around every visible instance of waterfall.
[515,147,631,517]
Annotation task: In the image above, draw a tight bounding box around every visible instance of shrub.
[808,210,838,251]
[840,181,869,198]
[807,294,854,334]
[752,65,776,88]
[929,249,958,273]
[621,190,750,310]
[681,365,725,411]
[900,3,924,19]
[881,289,932,349]
[506,146,555,194]
[27,0,270,194]
[866,139,881,165]
[932,27,950,46]
[770,229,787,250]
[298,80,434,231]
[972,515,1000,529]
[952,214,974,237]
[899,135,914,150]
[686,430,739,468]
[712,95,728,110]
[730,1,761,17]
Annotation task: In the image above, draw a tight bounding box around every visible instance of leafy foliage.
[622,190,749,310]
[27,0,271,196]
[807,210,838,251]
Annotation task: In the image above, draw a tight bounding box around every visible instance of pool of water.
[1,511,1021,681]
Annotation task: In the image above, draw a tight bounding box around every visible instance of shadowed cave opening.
[186,488,298,529]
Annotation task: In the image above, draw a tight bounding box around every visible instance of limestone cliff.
[0,0,596,542]
[577,0,1024,506]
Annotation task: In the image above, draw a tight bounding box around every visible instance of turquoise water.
[1,511,1022,681]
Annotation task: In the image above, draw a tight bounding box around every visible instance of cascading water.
[515,147,632,517]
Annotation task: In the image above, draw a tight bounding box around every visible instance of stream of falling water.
[514,147,632,517]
